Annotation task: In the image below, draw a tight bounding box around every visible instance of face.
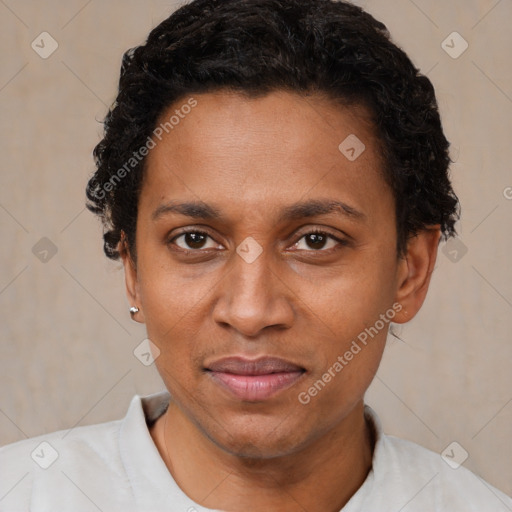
[123,90,435,458]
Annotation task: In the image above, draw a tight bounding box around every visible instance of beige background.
[1,0,511,498]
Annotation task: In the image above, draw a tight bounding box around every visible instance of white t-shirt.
[1,391,511,511]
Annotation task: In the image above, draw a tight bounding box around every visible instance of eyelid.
[287,228,349,253]
[169,227,222,251]
[292,225,350,242]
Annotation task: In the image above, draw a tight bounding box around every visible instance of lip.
[205,356,306,401]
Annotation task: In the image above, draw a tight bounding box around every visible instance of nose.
[212,246,294,338]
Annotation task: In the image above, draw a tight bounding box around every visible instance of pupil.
[307,233,326,249]
[186,233,206,248]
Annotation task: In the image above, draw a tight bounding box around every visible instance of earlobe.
[393,226,441,324]
[120,234,145,324]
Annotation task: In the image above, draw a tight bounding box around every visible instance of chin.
[202,414,314,460]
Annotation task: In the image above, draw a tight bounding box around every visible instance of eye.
[168,228,348,254]
[171,230,221,251]
[291,230,346,252]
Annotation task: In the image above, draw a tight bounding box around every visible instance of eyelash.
[168,228,349,254]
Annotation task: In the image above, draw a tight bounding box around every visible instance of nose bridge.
[228,245,275,311]
[233,247,271,299]
[213,241,293,336]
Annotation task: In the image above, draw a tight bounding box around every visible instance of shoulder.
[0,415,123,467]
[377,433,512,511]
[0,413,128,511]
[357,406,512,512]
[0,393,172,511]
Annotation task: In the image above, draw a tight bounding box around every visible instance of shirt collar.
[119,391,221,511]
[120,391,383,512]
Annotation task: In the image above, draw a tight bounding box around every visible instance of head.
[86,0,459,458]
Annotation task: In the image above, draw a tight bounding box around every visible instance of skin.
[121,90,441,512]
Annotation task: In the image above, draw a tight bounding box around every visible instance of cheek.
[295,275,391,417]
[293,338,385,445]
[136,257,221,388]
[138,255,216,333]
[300,252,397,335]
[143,286,205,403]
[292,251,396,397]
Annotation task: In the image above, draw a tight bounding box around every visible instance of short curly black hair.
[86,0,459,261]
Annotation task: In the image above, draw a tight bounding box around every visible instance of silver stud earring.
[129,306,139,315]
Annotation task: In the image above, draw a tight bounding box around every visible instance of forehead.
[141,90,392,223]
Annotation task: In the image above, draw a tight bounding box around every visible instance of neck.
[150,400,374,512]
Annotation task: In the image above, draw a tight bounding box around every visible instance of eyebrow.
[152,201,222,221]
[151,199,366,223]
[278,199,365,223]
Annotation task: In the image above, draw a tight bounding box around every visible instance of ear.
[393,226,442,324]
[120,233,145,324]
